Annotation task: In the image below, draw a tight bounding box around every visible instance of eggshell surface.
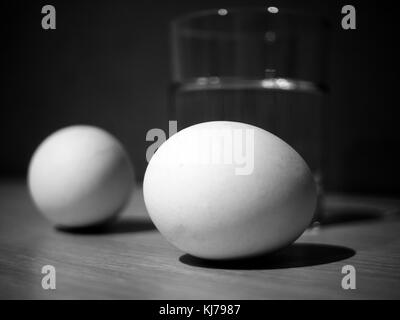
[143,121,316,260]
[28,125,135,228]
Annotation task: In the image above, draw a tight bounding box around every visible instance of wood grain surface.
[0,180,399,299]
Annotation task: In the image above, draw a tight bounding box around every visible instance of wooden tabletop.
[1,180,399,299]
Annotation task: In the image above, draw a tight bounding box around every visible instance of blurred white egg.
[28,125,135,228]
[144,121,316,260]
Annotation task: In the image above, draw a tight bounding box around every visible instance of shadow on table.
[179,243,355,270]
[56,217,156,235]
[320,207,383,226]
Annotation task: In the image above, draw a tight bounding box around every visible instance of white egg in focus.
[143,121,316,260]
[28,125,135,228]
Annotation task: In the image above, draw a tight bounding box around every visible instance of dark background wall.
[1,0,399,195]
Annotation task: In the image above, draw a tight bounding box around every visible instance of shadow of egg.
[179,243,355,270]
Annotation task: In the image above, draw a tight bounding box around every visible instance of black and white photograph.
[1,0,399,305]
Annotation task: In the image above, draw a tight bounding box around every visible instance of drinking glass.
[170,6,330,222]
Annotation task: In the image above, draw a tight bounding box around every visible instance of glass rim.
[171,6,330,27]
